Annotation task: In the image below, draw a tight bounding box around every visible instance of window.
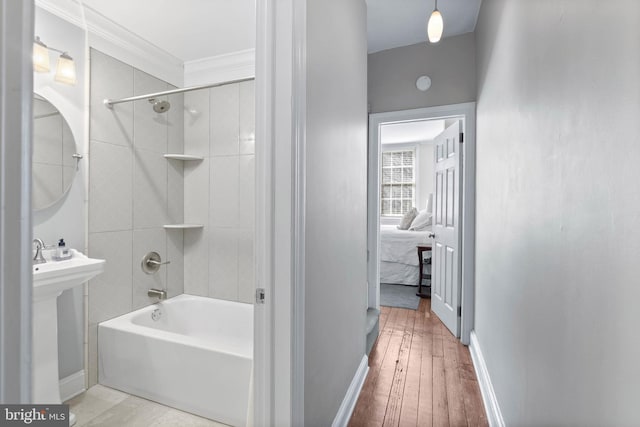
[381,149,415,216]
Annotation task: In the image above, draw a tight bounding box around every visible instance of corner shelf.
[163,224,204,230]
[163,154,204,161]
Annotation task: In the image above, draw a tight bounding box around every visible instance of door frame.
[254,0,306,425]
[367,102,476,345]
[0,0,34,403]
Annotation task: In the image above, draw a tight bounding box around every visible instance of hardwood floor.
[349,298,488,427]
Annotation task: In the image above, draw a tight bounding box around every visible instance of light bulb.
[33,37,50,73]
[54,53,77,85]
[427,9,444,43]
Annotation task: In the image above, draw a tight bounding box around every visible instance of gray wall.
[33,7,86,380]
[304,0,368,424]
[368,33,476,114]
[87,49,185,386]
[475,0,640,425]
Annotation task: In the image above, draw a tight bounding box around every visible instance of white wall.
[475,0,640,424]
[368,34,476,114]
[33,7,86,380]
[304,0,368,424]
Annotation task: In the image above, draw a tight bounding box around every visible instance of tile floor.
[66,385,228,427]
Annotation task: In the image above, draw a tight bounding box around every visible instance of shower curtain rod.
[103,76,255,108]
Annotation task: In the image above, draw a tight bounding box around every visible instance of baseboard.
[59,370,86,402]
[331,355,369,427]
[469,331,505,427]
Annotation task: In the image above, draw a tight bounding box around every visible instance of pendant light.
[427,0,444,44]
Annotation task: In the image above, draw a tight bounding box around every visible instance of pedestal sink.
[33,249,105,425]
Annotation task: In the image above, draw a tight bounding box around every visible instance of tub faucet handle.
[141,251,170,274]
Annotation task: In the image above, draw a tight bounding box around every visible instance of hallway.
[349,299,487,427]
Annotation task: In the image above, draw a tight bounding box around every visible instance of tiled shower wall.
[183,82,255,304]
[87,49,185,385]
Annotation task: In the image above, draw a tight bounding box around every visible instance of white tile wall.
[89,141,132,233]
[88,230,133,324]
[133,70,169,154]
[89,50,133,147]
[210,156,239,227]
[209,227,239,300]
[183,229,209,296]
[167,92,184,154]
[237,228,256,303]
[87,50,185,386]
[133,149,169,229]
[210,84,240,156]
[132,227,167,310]
[183,82,255,304]
[239,80,255,155]
[238,155,255,228]
[184,90,210,157]
[184,158,210,225]
[166,230,184,298]
[167,160,184,224]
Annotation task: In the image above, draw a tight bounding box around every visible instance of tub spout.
[148,288,167,300]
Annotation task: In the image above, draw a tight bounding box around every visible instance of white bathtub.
[98,294,253,427]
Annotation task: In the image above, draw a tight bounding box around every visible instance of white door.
[431,122,462,336]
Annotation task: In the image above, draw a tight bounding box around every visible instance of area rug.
[380,284,421,310]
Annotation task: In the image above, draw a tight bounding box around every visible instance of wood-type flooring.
[349,298,488,427]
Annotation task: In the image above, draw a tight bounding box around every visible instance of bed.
[380,224,432,286]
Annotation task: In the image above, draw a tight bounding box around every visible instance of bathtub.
[98,294,253,427]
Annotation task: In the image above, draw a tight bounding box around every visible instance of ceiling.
[81,0,256,62]
[366,0,482,53]
[380,120,445,144]
[74,0,478,62]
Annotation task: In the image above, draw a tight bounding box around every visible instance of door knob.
[428,232,435,239]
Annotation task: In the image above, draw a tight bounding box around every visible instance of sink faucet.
[33,239,46,264]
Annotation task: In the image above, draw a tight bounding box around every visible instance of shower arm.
[103,76,255,109]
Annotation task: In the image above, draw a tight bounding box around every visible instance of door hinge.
[459,133,464,143]
[256,288,265,304]
[457,306,462,317]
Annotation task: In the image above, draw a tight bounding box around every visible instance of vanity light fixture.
[54,53,77,85]
[33,36,50,72]
[427,0,444,44]
[33,36,77,86]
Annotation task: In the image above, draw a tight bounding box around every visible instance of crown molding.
[35,1,255,87]
[36,0,84,28]
[184,49,255,86]
[35,0,184,86]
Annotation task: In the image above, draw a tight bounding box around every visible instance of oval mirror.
[33,94,78,210]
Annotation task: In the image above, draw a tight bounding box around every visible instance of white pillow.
[397,208,418,230]
[410,209,432,231]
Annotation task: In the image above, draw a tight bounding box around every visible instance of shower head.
[149,98,171,113]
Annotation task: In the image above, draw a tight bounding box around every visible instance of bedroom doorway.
[367,103,476,344]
